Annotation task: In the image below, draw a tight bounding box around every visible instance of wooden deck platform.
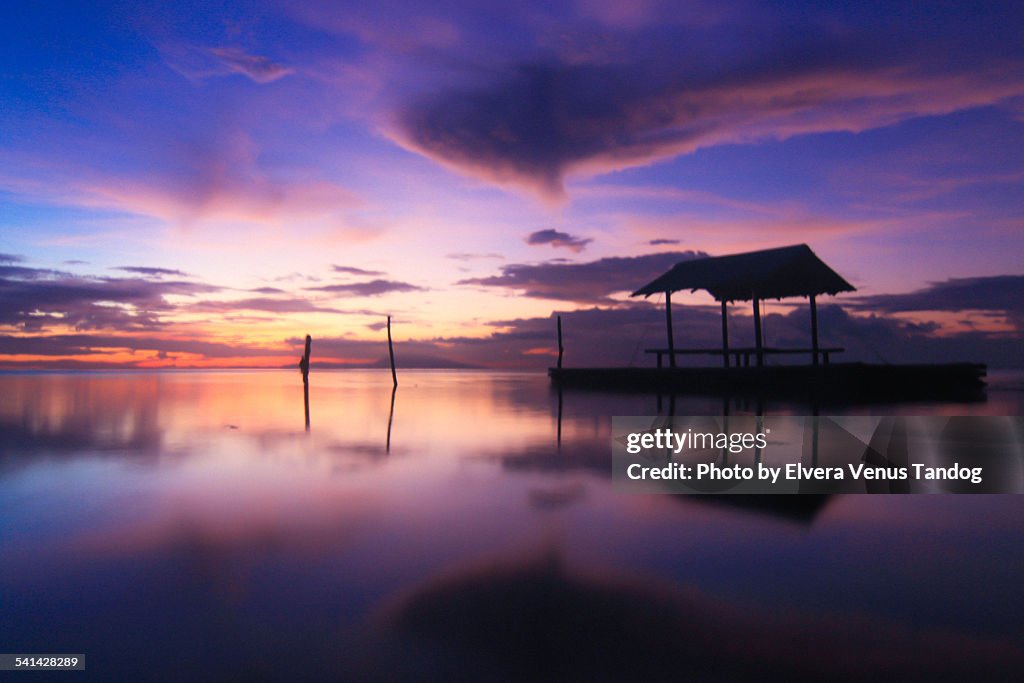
[548,362,986,403]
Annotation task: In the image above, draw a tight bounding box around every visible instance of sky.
[1,0,1023,369]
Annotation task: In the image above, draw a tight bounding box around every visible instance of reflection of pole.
[809,294,820,366]
[812,415,819,467]
[755,411,763,465]
[811,402,819,466]
[387,316,398,388]
[720,300,730,368]
[304,382,310,432]
[721,397,729,465]
[752,295,764,368]
[299,334,312,432]
[386,386,396,453]
[556,386,563,448]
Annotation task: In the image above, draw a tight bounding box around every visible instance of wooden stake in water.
[299,334,312,430]
[387,316,398,388]
[557,315,564,369]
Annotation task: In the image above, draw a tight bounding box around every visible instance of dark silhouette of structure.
[299,334,311,430]
[631,243,855,368]
[548,244,986,401]
[556,315,564,369]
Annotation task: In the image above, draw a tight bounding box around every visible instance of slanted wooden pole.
[299,334,312,379]
[387,316,398,388]
[809,294,819,366]
[299,334,312,430]
[665,291,676,368]
[752,295,764,368]
[720,300,730,368]
[556,315,564,369]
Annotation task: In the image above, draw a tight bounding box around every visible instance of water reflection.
[0,370,1022,680]
[380,550,1021,680]
[387,386,397,453]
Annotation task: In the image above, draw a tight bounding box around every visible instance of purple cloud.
[114,266,190,278]
[331,265,386,277]
[189,297,347,315]
[0,333,290,360]
[396,33,1024,198]
[458,251,707,304]
[526,229,593,252]
[307,279,424,297]
[848,275,1024,316]
[0,262,219,331]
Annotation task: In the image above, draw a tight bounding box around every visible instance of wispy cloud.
[446,253,505,262]
[114,266,190,278]
[307,279,424,297]
[161,42,294,84]
[189,297,347,315]
[77,168,363,228]
[209,47,294,84]
[2,128,365,231]
[331,265,386,276]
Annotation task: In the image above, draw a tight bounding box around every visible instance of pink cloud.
[209,47,294,83]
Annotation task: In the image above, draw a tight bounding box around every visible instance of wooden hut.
[630,244,855,369]
[548,244,985,402]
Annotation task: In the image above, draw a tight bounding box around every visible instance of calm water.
[2,370,1023,681]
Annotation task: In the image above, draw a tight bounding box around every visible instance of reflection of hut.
[631,244,854,368]
[379,551,1020,680]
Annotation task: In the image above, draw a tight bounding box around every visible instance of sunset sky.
[2,1,1023,369]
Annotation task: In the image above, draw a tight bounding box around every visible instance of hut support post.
[720,300,730,368]
[665,291,676,368]
[387,316,398,388]
[809,294,819,366]
[557,315,564,369]
[752,295,764,368]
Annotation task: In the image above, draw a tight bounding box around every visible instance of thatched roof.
[631,244,855,302]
